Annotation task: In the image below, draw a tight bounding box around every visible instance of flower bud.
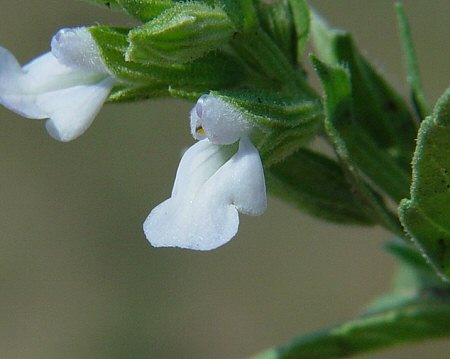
[126,2,235,65]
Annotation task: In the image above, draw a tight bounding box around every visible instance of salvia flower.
[144,95,267,251]
[0,27,118,141]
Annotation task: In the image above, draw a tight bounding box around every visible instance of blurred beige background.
[0,1,449,358]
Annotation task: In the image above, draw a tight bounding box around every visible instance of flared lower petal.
[43,77,116,141]
[144,137,266,250]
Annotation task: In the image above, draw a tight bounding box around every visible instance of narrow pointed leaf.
[256,0,296,64]
[311,57,403,235]
[395,2,431,119]
[311,13,418,173]
[312,56,410,204]
[288,0,310,63]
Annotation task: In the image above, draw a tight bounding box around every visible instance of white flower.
[0,27,117,141]
[144,95,267,250]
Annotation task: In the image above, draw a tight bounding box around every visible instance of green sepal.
[312,56,410,204]
[210,90,323,166]
[127,2,235,66]
[399,87,450,281]
[84,0,174,22]
[266,148,375,225]
[395,2,431,119]
[311,13,418,173]
[312,56,404,236]
[89,26,247,102]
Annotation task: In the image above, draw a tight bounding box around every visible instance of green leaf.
[311,13,418,173]
[127,2,235,66]
[311,56,404,235]
[309,11,343,64]
[89,26,247,102]
[214,0,259,33]
[399,87,450,281]
[210,90,323,165]
[312,56,410,204]
[250,297,450,359]
[254,0,309,67]
[231,28,314,97]
[85,0,174,21]
[395,2,431,119]
[287,0,310,64]
[256,0,296,65]
[266,148,375,224]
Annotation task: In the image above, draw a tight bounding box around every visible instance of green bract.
[126,2,235,66]
[88,26,247,102]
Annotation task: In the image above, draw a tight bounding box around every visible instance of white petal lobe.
[43,77,116,141]
[225,137,267,216]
